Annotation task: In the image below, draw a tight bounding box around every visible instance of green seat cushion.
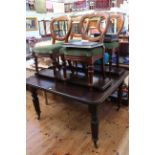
[104,41,119,49]
[60,47,103,57]
[32,42,64,54]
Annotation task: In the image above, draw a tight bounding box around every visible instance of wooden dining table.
[26,68,128,148]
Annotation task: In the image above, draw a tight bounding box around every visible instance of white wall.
[26,11,53,38]
[26,2,65,38]
[26,2,129,38]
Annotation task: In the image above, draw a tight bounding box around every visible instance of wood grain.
[27,90,128,155]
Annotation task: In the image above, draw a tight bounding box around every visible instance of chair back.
[79,13,110,42]
[107,12,124,36]
[70,16,82,39]
[38,20,51,37]
[50,16,72,44]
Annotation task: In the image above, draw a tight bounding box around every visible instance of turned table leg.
[31,88,41,120]
[88,104,99,148]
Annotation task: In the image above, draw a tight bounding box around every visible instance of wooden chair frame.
[105,12,124,73]
[50,16,72,43]
[70,16,82,39]
[33,16,72,77]
[63,13,110,88]
[109,13,124,36]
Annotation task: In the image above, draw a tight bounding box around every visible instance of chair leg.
[101,57,105,79]
[75,61,78,68]
[33,53,39,74]
[72,62,76,74]
[88,64,94,88]
[61,55,67,80]
[68,60,74,75]
[108,49,113,78]
[50,55,57,77]
[57,56,61,71]
[81,63,86,76]
[116,47,120,69]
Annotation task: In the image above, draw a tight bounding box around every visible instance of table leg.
[31,88,41,120]
[88,104,99,148]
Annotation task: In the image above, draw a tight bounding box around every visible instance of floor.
[26,90,129,155]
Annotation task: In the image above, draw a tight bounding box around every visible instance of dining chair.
[60,13,110,88]
[104,12,124,73]
[32,16,72,77]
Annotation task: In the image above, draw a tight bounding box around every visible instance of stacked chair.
[104,12,124,74]
[32,13,124,90]
[64,15,83,75]
[32,16,72,77]
[38,20,51,38]
[60,13,110,88]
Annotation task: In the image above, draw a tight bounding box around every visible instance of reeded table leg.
[31,88,41,120]
[88,104,99,148]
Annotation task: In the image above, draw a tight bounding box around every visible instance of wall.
[26,11,52,38]
[26,2,65,38]
[26,1,129,38]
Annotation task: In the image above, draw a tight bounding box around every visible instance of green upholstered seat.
[60,46,103,57]
[32,42,64,54]
[104,41,119,49]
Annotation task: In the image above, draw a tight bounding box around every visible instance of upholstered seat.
[60,46,103,57]
[104,41,119,49]
[33,41,64,54]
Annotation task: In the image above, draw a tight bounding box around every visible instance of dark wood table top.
[26,70,128,105]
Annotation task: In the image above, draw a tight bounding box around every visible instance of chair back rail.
[109,13,124,36]
[79,13,110,42]
[70,16,82,39]
[50,16,72,44]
